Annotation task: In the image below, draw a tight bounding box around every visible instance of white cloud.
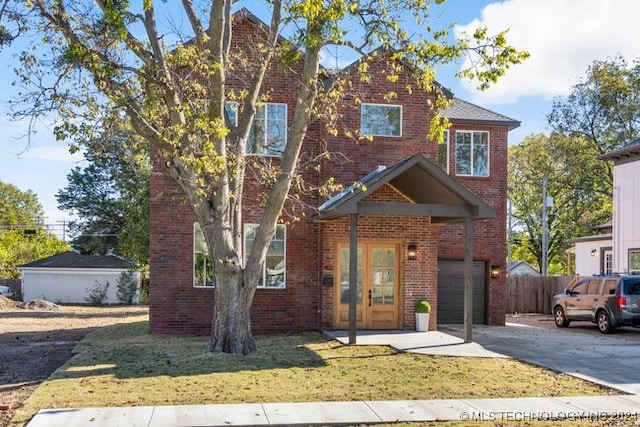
[455,0,640,105]
[20,145,85,164]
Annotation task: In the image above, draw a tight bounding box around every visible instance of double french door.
[334,242,400,329]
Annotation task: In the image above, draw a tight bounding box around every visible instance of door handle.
[368,289,372,306]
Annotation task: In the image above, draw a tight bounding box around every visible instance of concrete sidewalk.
[25,395,640,426]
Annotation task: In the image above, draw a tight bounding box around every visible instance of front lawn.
[11,320,614,426]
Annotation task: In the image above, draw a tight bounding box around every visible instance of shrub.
[414,300,431,313]
[85,281,109,305]
[138,287,149,305]
[116,270,138,304]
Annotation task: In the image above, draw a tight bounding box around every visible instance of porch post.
[348,213,358,344]
[464,216,474,343]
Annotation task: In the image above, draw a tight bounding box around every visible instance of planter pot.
[415,312,429,332]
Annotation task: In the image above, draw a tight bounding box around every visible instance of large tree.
[548,55,640,182]
[3,1,527,354]
[508,133,611,275]
[0,181,68,278]
[56,125,149,269]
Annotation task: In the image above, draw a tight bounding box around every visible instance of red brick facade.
[149,12,513,335]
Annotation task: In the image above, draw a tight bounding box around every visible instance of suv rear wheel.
[554,306,570,327]
[597,310,615,334]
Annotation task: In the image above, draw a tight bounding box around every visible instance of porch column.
[464,216,474,343]
[348,213,358,344]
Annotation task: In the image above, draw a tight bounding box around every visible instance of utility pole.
[507,199,512,278]
[541,177,553,276]
[541,177,547,276]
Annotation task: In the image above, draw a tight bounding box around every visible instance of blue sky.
[2,0,640,238]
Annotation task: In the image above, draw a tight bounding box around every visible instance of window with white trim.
[361,104,402,137]
[629,249,640,275]
[193,223,214,288]
[244,224,286,288]
[437,130,450,172]
[455,131,489,176]
[225,101,238,127]
[247,103,287,156]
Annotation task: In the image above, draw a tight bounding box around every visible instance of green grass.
[11,319,617,426]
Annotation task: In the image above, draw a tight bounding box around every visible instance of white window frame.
[455,130,490,177]
[629,249,640,275]
[437,130,450,173]
[193,223,214,288]
[247,103,287,156]
[225,101,238,127]
[244,223,287,288]
[360,103,402,137]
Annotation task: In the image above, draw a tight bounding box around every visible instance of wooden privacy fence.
[506,276,574,314]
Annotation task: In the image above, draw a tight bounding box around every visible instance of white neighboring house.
[568,222,613,276]
[508,261,541,277]
[20,251,140,304]
[601,139,640,275]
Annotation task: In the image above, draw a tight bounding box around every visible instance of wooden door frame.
[333,240,402,329]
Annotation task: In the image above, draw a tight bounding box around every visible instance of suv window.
[571,281,589,294]
[586,280,601,294]
[603,279,618,295]
[622,278,640,296]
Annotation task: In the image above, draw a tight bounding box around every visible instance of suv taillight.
[618,296,627,309]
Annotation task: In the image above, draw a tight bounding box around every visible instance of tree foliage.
[2,0,527,354]
[0,181,68,279]
[56,125,149,269]
[508,133,611,275]
[548,55,640,182]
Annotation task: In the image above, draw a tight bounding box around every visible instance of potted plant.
[415,300,431,332]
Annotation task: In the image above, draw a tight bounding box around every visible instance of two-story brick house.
[148,10,519,336]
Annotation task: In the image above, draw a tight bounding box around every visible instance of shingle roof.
[600,138,640,162]
[315,153,495,223]
[20,251,131,269]
[441,98,520,130]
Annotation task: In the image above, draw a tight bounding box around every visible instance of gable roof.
[315,153,495,223]
[324,45,455,98]
[508,261,540,275]
[600,138,640,163]
[20,251,132,269]
[441,98,520,130]
[237,9,518,132]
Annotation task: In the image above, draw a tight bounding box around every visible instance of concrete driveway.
[440,319,640,395]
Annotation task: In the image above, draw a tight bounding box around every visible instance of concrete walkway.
[25,395,640,426]
[26,324,640,426]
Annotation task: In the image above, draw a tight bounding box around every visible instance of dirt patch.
[0,296,16,311]
[16,300,60,311]
[0,304,148,427]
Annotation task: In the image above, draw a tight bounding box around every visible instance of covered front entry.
[334,242,400,329]
[316,154,496,344]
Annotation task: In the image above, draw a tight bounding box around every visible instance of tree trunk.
[207,270,257,355]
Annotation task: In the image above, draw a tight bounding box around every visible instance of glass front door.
[335,242,400,329]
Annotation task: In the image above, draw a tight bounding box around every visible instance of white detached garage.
[20,251,140,304]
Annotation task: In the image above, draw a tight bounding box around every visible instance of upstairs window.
[361,104,402,137]
[225,101,238,127]
[247,103,287,156]
[437,130,450,173]
[244,224,286,288]
[455,131,489,177]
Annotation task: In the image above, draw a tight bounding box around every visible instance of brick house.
[149,10,519,336]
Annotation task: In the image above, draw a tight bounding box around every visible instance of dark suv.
[553,274,640,333]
